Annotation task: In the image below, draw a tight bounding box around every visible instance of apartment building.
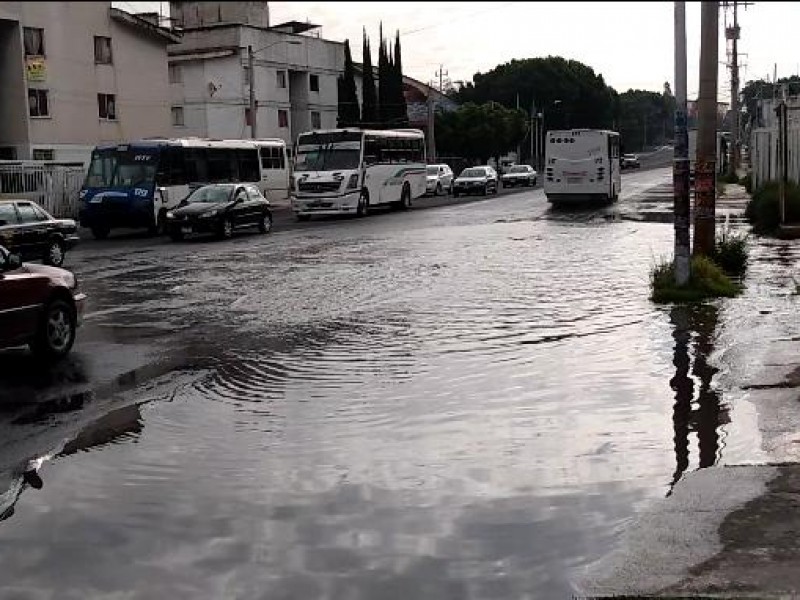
[167,1,344,147]
[0,2,179,164]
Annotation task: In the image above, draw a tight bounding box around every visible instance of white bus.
[291,128,427,221]
[543,129,621,205]
[236,138,290,203]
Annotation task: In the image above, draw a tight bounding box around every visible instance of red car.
[0,245,86,359]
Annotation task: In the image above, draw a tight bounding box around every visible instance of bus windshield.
[85,148,159,188]
[295,132,362,172]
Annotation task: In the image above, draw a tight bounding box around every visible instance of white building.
[167,1,344,147]
[0,2,179,164]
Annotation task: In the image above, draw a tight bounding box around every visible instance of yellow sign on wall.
[26,56,46,82]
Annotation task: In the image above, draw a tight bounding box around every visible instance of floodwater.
[0,169,778,598]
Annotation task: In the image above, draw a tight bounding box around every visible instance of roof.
[269,20,321,34]
[110,8,182,44]
[94,138,261,150]
[297,128,425,138]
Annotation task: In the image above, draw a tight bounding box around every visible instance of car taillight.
[346,174,359,190]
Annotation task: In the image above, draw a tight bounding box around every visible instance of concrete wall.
[170,1,269,29]
[0,18,29,158]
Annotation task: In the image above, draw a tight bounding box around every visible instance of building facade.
[167,1,344,147]
[0,2,178,164]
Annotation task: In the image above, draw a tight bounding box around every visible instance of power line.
[400,2,518,37]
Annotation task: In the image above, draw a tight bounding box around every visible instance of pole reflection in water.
[667,304,729,496]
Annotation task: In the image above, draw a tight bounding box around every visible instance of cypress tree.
[361,29,378,127]
[337,39,360,127]
[394,30,408,127]
[377,23,391,127]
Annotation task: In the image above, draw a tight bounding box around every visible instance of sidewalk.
[577,182,800,599]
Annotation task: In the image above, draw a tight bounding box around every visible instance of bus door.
[258,145,289,202]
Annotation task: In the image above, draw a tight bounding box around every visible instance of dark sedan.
[166,183,273,242]
[0,200,80,267]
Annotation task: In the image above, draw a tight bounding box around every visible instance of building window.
[168,64,182,84]
[28,88,49,117]
[278,109,288,128]
[94,36,113,64]
[310,74,319,92]
[98,93,117,120]
[276,70,286,89]
[23,27,45,57]
[311,110,321,129]
[171,106,185,126]
[33,149,54,161]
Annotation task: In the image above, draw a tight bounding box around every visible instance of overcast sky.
[119,2,797,100]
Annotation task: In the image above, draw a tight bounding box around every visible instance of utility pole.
[674,1,691,285]
[248,45,257,139]
[435,64,448,93]
[517,93,522,162]
[727,1,740,177]
[530,100,536,169]
[694,0,719,257]
[427,93,436,162]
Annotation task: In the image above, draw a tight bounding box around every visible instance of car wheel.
[31,298,76,360]
[169,229,184,242]
[453,190,460,198]
[296,214,312,222]
[258,211,273,234]
[482,184,488,196]
[91,225,110,240]
[399,184,412,210]
[435,182,442,196]
[218,218,234,240]
[43,239,65,267]
[356,191,369,217]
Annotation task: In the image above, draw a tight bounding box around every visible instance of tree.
[361,29,378,127]
[436,102,527,165]
[337,39,360,127]
[377,23,392,127]
[741,76,800,130]
[616,89,671,152]
[393,30,408,127]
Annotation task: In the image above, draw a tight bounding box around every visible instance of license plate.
[181,226,192,234]
[89,197,103,204]
[567,177,583,184]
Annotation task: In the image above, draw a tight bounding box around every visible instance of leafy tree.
[436,102,527,165]
[393,30,408,127]
[337,39,360,127]
[361,30,378,127]
[741,76,800,130]
[616,89,671,152]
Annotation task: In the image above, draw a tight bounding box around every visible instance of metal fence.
[0,162,86,219]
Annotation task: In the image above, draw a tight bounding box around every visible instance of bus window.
[238,149,260,181]
[207,149,233,182]
[364,137,380,165]
[184,148,208,183]
[157,147,187,186]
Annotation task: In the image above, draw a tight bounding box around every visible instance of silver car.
[500,164,538,188]
[425,164,454,196]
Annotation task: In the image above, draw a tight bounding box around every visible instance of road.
[0,164,707,599]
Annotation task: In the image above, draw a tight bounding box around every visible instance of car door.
[0,204,21,256]
[0,256,43,347]
[244,184,266,224]
[230,187,250,226]
[13,202,49,260]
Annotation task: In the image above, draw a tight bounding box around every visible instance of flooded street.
[0,167,775,598]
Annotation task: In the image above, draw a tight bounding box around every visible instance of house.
[167,1,344,147]
[0,2,179,164]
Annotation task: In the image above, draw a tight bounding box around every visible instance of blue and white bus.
[79,138,262,239]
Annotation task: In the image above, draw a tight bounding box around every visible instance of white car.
[425,164,454,196]
[621,154,641,169]
[501,164,538,188]
[452,166,499,197]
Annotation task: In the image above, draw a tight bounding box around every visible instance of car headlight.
[202,209,219,218]
[346,174,359,190]
[166,211,175,219]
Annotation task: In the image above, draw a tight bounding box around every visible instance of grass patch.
[745,180,800,235]
[711,227,749,276]
[651,255,742,304]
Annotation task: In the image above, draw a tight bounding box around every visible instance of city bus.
[543,129,621,205]
[291,128,427,221]
[234,138,290,203]
[78,138,264,239]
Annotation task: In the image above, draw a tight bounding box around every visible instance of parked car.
[0,245,86,359]
[453,166,499,197]
[166,183,273,242]
[0,200,80,267]
[501,164,538,188]
[425,164,454,196]
[621,154,641,169]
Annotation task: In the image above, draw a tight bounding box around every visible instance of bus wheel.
[399,185,412,210]
[91,226,110,240]
[356,191,369,217]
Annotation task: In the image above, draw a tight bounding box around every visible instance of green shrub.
[711,228,749,276]
[745,181,800,235]
[739,173,752,193]
[650,255,741,304]
[721,171,740,184]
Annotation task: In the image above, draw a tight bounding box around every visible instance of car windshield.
[295,132,362,172]
[186,186,234,204]
[426,166,439,175]
[460,168,485,178]
[508,166,529,173]
[85,148,159,188]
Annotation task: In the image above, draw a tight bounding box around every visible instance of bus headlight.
[166,211,175,219]
[346,174,359,190]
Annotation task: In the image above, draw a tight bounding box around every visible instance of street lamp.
[248,39,302,138]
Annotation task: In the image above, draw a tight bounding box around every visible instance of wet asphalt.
[0,154,752,599]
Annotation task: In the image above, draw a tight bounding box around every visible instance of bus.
[543,129,621,205]
[291,128,427,221]
[79,138,263,239]
[230,138,290,203]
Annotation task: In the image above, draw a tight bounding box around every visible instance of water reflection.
[668,304,730,495]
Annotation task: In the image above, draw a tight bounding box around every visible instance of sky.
[118,1,800,101]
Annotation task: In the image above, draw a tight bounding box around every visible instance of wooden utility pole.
[674,1,691,284]
[694,0,719,256]
[727,2,740,177]
[427,93,436,162]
